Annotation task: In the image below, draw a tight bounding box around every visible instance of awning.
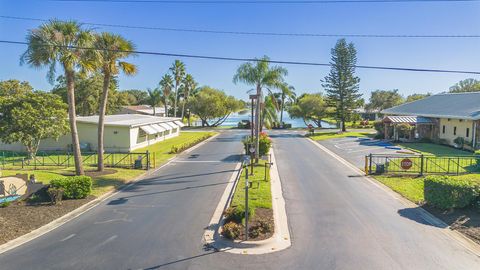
[383,116,434,124]
[174,120,185,127]
[166,122,179,129]
[151,124,166,133]
[159,123,173,130]
[140,125,157,135]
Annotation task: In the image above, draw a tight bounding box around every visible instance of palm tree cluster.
[22,19,137,174]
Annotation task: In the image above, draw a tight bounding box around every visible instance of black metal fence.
[365,154,479,175]
[0,151,154,170]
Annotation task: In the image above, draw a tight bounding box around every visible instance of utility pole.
[245,166,249,241]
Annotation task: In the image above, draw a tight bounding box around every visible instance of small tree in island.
[0,92,69,159]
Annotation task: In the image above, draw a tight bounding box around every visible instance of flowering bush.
[242,132,272,156]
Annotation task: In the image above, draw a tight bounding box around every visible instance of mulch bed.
[0,196,95,245]
[423,205,480,245]
[235,208,274,241]
[60,169,117,178]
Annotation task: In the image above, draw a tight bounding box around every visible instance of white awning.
[151,124,166,133]
[140,125,157,135]
[166,122,178,129]
[174,120,185,127]
[159,123,173,130]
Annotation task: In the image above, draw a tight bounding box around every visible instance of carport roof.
[383,115,434,124]
[76,114,182,127]
[382,92,480,120]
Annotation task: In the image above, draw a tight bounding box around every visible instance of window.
[459,119,464,122]
[466,128,470,138]
[442,125,445,134]
[447,118,451,121]
[454,126,457,136]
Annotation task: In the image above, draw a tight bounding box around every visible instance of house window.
[113,131,118,135]
[466,128,470,138]
[442,125,445,134]
[447,118,451,121]
[454,126,457,136]
[459,119,464,122]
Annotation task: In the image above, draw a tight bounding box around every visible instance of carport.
[382,115,434,141]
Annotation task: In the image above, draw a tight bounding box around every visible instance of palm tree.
[147,88,162,115]
[233,56,287,161]
[181,74,197,121]
[169,60,186,117]
[159,74,173,117]
[94,32,137,171]
[278,84,296,126]
[21,20,96,175]
[262,94,280,129]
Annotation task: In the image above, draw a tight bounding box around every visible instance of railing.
[365,153,479,176]
[0,151,154,170]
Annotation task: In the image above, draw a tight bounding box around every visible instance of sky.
[0,0,479,101]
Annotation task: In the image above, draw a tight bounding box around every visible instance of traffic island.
[203,147,291,254]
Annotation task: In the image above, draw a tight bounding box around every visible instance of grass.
[231,160,272,213]
[136,131,216,167]
[308,131,375,141]
[397,142,474,156]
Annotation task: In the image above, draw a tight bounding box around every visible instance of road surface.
[0,130,479,269]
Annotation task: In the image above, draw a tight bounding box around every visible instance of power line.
[2,15,479,39]
[52,0,480,4]
[1,39,479,75]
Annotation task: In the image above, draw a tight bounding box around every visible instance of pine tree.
[322,39,362,132]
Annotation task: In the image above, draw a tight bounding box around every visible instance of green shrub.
[222,221,242,239]
[47,187,64,205]
[224,205,255,224]
[453,137,465,148]
[50,176,92,199]
[169,135,211,154]
[242,132,272,156]
[0,201,11,208]
[424,175,480,209]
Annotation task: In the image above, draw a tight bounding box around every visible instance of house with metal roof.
[0,114,185,153]
[117,105,167,117]
[381,92,480,149]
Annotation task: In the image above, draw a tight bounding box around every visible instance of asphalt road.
[1,130,479,269]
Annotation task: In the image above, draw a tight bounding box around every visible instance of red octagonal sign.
[400,158,413,170]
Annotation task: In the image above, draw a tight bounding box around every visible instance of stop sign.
[400,158,413,170]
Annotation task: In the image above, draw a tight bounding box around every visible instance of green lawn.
[136,131,216,167]
[308,131,375,141]
[231,160,272,214]
[397,142,474,156]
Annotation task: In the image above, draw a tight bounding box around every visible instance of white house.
[0,114,185,153]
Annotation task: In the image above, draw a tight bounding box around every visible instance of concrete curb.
[203,145,292,255]
[0,132,220,255]
[306,137,480,257]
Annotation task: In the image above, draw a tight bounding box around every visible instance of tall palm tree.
[21,20,96,175]
[147,88,162,115]
[169,60,185,117]
[181,74,197,121]
[159,74,173,117]
[94,32,137,171]
[262,94,280,129]
[278,84,296,126]
[233,56,287,161]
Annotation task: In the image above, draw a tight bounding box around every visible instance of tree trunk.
[66,70,84,175]
[153,106,156,116]
[97,71,110,172]
[181,98,186,121]
[164,99,168,117]
[174,82,178,117]
[280,94,285,126]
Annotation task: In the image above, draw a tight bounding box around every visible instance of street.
[0,130,479,269]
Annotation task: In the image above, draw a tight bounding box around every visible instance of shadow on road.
[142,250,218,269]
[397,207,447,228]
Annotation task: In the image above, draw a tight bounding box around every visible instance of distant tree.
[123,89,148,105]
[170,60,186,117]
[365,89,404,112]
[147,88,163,115]
[322,39,362,132]
[288,93,329,127]
[405,93,431,103]
[0,79,33,96]
[278,84,296,125]
[449,78,480,93]
[0,92,69,159]
[159,74,174,117]
[94,32,137,172]
[180,74,197,121]
[188,86,244,127]
[21,20,96,175]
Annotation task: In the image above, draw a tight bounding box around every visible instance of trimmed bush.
[169,134,211,154]
[223,205,255,224]
[424,175,479,210]
[50,176,92,199]
[222,221,242,239]
[242,132,272,157]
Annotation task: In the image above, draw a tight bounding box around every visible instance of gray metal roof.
[382,92,480,120]
[383,116,433,124]
[76,114,181,127]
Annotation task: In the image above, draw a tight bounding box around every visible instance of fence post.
[457,157,460,175]
[368,153,372,175]
[420,154,424,176]
[146,150,150,170]
[365,156,369,175]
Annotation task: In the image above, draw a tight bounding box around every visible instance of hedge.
[169,134,211,154]
[50,176,92,199]
[424,175,479,210]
